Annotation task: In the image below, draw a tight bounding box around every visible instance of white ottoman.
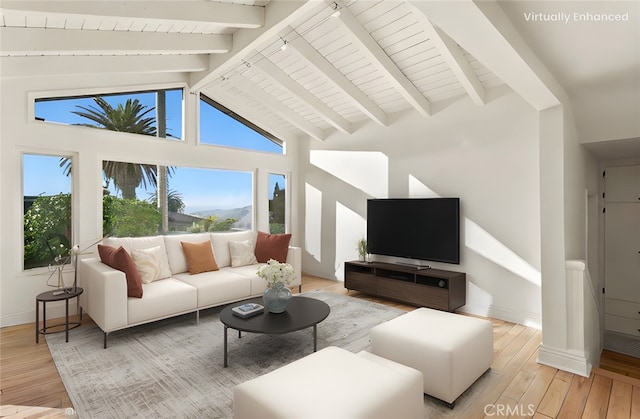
[370,307,493,406]
[233,346,424,419]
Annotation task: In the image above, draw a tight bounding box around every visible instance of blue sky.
[28,90,285,213]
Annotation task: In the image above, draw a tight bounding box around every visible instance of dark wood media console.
[344,261,466,312]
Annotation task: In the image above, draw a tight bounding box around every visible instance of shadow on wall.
[306,150,540,289]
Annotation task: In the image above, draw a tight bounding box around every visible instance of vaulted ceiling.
[1,0,638,152]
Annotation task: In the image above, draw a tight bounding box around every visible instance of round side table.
[35,287,83,343]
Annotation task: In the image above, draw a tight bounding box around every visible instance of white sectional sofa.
[78,231,301,348]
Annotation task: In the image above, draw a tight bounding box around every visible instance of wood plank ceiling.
[0,0,504,142]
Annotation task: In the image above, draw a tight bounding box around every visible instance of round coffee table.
[220,296,330,367]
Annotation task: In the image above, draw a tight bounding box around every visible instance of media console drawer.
[344,261,466,312]
[344,272,378,294]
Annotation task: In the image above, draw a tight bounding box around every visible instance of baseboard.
[303,268,339,282]
[1,303,80,328]
[537,343,592,377]
[460,303,541,330]
[488,304,541,329]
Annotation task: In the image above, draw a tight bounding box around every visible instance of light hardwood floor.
[1,274,639,418]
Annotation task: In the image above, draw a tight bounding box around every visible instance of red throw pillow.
[98,244,143,298]
[254,231,292,263]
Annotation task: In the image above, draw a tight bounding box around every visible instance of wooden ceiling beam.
[253,53,353,135]
[228,74,326,141]
[206,86,300,145]
[0,55,208,77]
[284,27,388,127]
[190,1,319,92]
[333,0,431,117]
[408,4,486,106]
[0,1,264,28]
[410,0,561,111]
[0,27,231,56]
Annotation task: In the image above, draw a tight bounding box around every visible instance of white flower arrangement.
[257,259,295,287]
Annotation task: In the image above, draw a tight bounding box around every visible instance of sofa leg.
[196,310,200,325]
[103,332,108,349]
[299,285,302,293]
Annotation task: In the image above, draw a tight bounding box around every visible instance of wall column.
[537,105,580,373]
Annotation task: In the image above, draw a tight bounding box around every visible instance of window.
[268,173,287,233]
[23,154,72,269]
[102,160,253,237]
[34,89,183,140]
[200,94,283,154]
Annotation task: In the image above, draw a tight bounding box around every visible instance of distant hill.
[191,205,252,229]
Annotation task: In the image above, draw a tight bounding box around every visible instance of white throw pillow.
[131,246,163,284]
[229,240,258,268]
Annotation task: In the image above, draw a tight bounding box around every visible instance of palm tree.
[59,96,176,200]
[73,96,156,135]
[148,189,186,214]
[70,97,161,200]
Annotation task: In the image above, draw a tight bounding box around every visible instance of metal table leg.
[224,325,228,368]
[65,297,70,342]
[35,300,40,343]
[313,325,317,352]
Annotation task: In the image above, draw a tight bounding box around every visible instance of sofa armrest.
[286,246,302,287]
[78,257,128,333]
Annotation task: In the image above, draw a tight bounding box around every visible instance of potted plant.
[357,238,368,262]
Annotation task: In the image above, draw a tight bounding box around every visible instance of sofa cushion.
[164,233,212,275]
[127,278,197,325]
[210,231,256,268]
[97,244,143,298]
[130,246,163,284]
[174,269,252,308]
[103,236,172,280]
[254,231,291,263]
[181,240,219,275]
[229,240,259,267]
[228,263,270,295]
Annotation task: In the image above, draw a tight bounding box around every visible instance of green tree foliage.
[62,96,174,200]
[103,195,161,237]
[73,97,156,134]
[147,189,186,214]
[269,182,285,233]
[24,193,71,269]
[189,215,238,233]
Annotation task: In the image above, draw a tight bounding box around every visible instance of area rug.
[46,291,406,418]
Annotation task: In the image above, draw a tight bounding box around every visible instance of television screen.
[367,198,460,264]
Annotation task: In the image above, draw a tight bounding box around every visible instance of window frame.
[29,83,187,142]
[100,159,257,236]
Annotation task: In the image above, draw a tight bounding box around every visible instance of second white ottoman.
[233,346,424,419]
[370,307,493,405]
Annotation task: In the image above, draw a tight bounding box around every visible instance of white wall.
[300,86,543,327]
[0,72,299,327]
[571,76,640,143]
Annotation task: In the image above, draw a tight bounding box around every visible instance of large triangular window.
[200,94,283,154]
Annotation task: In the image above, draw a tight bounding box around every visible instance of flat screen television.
[367,198,460,264]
